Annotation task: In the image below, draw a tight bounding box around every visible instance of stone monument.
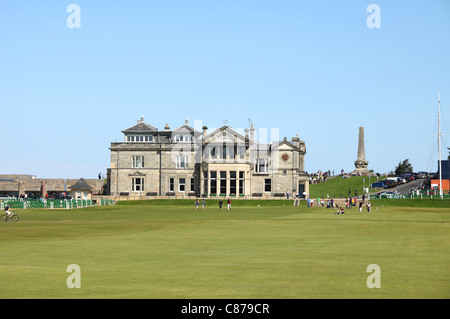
[354,126,369,175]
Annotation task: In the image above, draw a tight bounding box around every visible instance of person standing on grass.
[367,201,371,213]
[195,199,199,211]
[219,199,223,211]
[227,198,231,211]
[359,200,363,212]
[202,198,207,210]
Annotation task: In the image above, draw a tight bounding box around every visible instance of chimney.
[140,116,144,123]
[185,118,189,125]
[245,128,249,141]
[165,124,170,131]
[250,123,255,142]
[292,135,300,148]
[202,126,208,137]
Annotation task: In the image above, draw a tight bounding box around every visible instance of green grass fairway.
[1,202,449,299]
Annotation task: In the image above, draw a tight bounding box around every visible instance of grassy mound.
[309,175,384,198]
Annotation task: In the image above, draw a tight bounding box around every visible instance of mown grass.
[115,198,304,207]
[0,204,449,299]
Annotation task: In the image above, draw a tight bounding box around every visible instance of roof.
[68,178,93,190]
[204,126,248,143]
[173,124,201,135]
[122,122,157,134]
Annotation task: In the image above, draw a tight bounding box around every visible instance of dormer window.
[126,135,153,142]
[174,135,193,143]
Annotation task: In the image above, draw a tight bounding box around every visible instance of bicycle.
[1,211,19,222]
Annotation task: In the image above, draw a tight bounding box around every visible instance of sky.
[0,0,449,179]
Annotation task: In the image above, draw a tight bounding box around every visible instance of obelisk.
[354,126,369,175]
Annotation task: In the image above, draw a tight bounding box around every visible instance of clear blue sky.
[1,0,449,178]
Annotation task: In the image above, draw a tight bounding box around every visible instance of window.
[127,135,152,142]
[239,171,245,194]
[229,171,236,195]
[169,178,174,192]
[237,146,245,160]
[210,146,218,159]
[179,178,186,192]
[190,178,195,192]
[132,177,144,192]
[176,156,189,169]
[220,171,227,194]
[264,179,271,193]
[255,158,270,173]
[175,135,193,142]
[132,156,144,168]
[210,171,217,195]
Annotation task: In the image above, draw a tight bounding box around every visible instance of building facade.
[0,175,105,199]
[107,117,309,199]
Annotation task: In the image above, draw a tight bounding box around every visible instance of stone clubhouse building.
[107,117,309,199]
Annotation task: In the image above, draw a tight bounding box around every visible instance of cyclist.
[4,203,13,219]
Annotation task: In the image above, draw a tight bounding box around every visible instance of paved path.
[380,179,423,195]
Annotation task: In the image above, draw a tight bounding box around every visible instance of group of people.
[334,202,372,215]
[309,170,333,184]
[307,196,372,214]
[195,198,232,211]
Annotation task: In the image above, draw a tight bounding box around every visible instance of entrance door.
[298,183,305,198]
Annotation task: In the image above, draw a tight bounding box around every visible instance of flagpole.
[438,92,443,198]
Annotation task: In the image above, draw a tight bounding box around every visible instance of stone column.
[354,126,369,175]
[200,166,204,196]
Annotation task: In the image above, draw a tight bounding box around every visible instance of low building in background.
[0,174,105,199]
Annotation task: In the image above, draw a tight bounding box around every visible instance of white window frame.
[179,178,186,192]
[175,135,193,143]
[255,158,270,173]
[176,156,189,169]
[132,156,145,168]
[131,177,145,192]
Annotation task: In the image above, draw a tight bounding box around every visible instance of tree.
[395,159,413,175]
